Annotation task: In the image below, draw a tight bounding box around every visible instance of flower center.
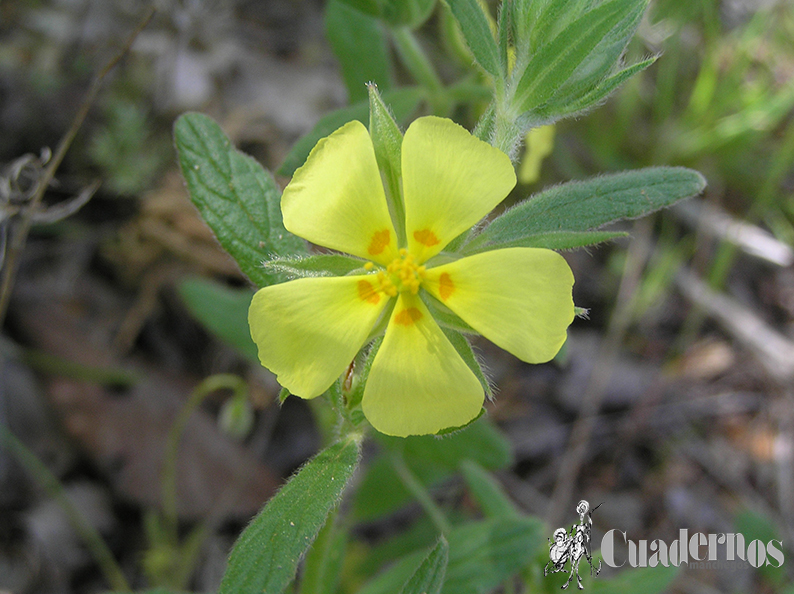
[367,249,426,296]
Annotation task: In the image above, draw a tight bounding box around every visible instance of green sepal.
[440,327,491,399]
[278,387,290,405]
[219,435,362,594]
[277,87,424,178]
[473,102,496,143]
[398,537,448,594]
[369,83,407,245]
[346,337,383,415]
[174,113,306,287]
[421,291,476,334]
[468,167,707,248]
[463,230,629,255]
[262,254,369,279]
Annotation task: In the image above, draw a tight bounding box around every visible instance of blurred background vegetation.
[1,0,793,592]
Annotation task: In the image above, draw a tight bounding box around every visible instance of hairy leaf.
[468,167,706,251]
[219,435,362,594]
[174,113,306,287]
[446,0,502,78]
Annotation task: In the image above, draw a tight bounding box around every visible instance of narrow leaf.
[277,87,424,177]
[446,0,502,78]
[174,113,306,287]
[463,230,628,254]
[551,56,657,118]
[399,537,449,594]
[178,278,257,362]
[470,167,706,248]
[298,509,347,594]
[326,0,392,103]
[219,435,363,594]
[514,0,633,113]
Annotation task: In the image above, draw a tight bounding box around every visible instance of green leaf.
[369,83,407,244]
[353,418,511,521]
[326,0,392,103]
[174,113,306,287]
[459,460,518,518]
[263,254,369,279]
[277,87,424,178]
[514,0,636,113]
[468,167,706,250]
[550,56,657,118]
[298,509,347,594]
[463,230,628,254]
[734,509,788,586]
[219,435,362,594]
[399,537,449,594]
[359,517,544,594]
[178,277,257,362]
[445,0,502,78]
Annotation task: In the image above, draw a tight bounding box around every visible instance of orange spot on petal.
[394,307,423,326]
[368,229,391,255]
[438,273,455,301]
[413,228,440,247]
[357,280,380,305]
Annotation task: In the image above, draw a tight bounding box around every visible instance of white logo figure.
[544,500,603,590]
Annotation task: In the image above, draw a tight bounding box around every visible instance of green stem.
[491,108,523,162]
[0,427,131,591]
[162,374,247,538]
[391,451,451,536]
[391,27,449,115]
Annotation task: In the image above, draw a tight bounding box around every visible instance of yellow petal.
[362,294,483,436]
[249,275,389,398]
[282,120,398,265]
[402,116,516,262]
[424,248,574,363]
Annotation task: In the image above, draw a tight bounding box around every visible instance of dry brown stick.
[545,218,654,527]
[0,6,156,325]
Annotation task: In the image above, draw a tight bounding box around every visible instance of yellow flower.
[248,116,574,437]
